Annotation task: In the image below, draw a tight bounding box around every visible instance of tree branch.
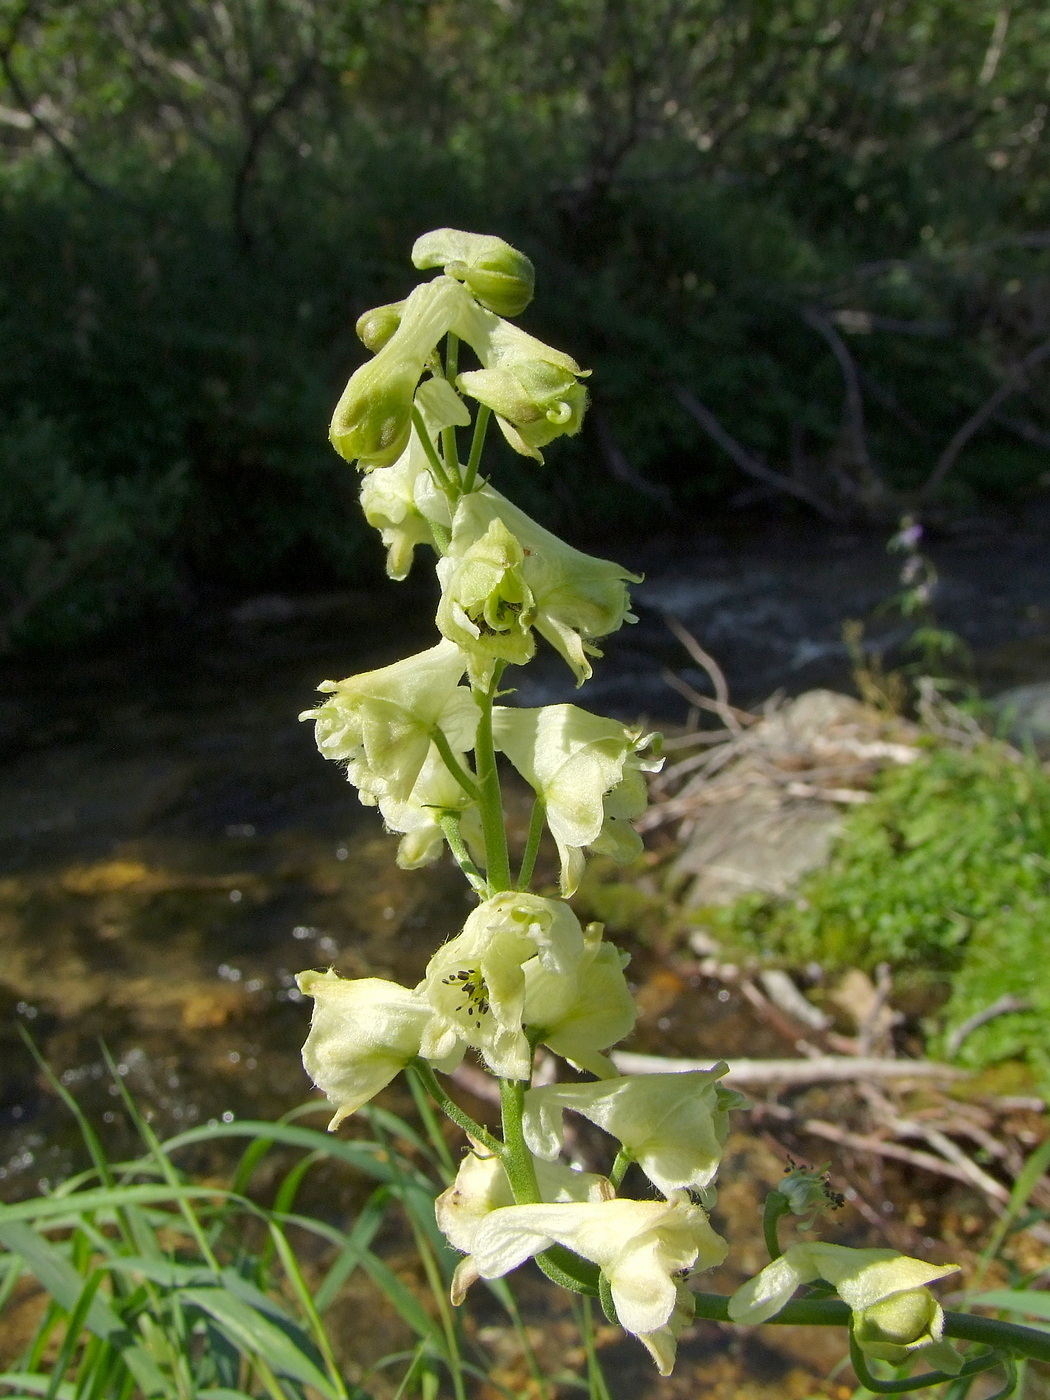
[674,386,841,519]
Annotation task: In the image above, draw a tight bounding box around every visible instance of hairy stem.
[438,814,488,896]
[430,727,480,802]
[762,1189,790,1260]
[689,1295,1050,1365]
[412,406,454,494]
[410,1059,503,1156]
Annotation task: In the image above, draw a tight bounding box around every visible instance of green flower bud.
[854,1289,942,1363]
[413,228,535,317]
[458,363,589,460]
[355,299,405,352]
[330,276,474,468]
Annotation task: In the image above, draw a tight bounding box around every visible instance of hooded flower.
[467,1195,727,1375]
[441,489,639,686]
[412,228,535,318]
[522,924,636,1076]
[297,969,459,1127]
[435,517,537,683]
[301,639,477,806]
[524,1066,740,1199]
[457,361,588,459]
[436,1144,612,1303]
[359,377,466,579]
[376,743,482,871]
[330,275,476,468]
[729,1243,962,1371]
[418,893,586,1079]
[492,702,661,894]
[451,305,589,461]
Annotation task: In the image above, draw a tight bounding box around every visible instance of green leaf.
[968,1290,1050,1324]
[179,1286,343,1399]
[0,1221,171,1397]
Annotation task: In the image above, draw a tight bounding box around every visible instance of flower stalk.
[291,227,1038,1385]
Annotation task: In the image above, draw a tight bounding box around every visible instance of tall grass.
[0,1051,589,1400]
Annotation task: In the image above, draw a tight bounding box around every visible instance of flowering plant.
[295,230,1040,1387]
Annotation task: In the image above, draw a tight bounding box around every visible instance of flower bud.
[458,364,588,460]
[413,228,535,317]
[854,1289,942,1362]
[330,276,475,468]
[729,1242,961,1373]
[355,299,405,352]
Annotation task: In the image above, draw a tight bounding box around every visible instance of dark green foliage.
[5,0,1050,644]
[708,744,1050,1088]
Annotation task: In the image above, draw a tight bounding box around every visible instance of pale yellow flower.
[436,1144,611,1303]
[297,969,459,1127]
[418,894,586,1079]
[524,1066,739,1198]
[492,702,660,893]
[468,1194,727,1374]
[522,925,636,1076]
[301,639,476,807]
[729,1243,962,1371]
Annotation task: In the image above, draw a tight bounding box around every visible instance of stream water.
[0,503,1047,1391]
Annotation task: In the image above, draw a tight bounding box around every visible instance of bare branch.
[802,305,888,505]
[674,386,841,519]
[591,410,673,509]
[921,334,1050,497]
[611,1051,966,1083]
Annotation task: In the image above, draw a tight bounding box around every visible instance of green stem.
[516,798,546,891]
[409,1059,503,1156]
[848,1331,1000,1396]
[609,1148,632,1190]
[430,727,480,802]
[762,1189,790,1261]
[411,406,454,494]
[429,519,450,554]
[462,404,491,494]
[474,669,512,892]
[445,332,459,384]
[689,1294,1050,1365]
[438,814,488,897]
[442,334,461,483]
[499,1077,539,1203]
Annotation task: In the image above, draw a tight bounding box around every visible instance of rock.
[990,681,1050,752]
[673,789,842,906]
[665,689,918,908]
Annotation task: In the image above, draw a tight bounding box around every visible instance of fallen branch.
[610,1051,966,1083]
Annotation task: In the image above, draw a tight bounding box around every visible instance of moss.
[703,743,1050,1092]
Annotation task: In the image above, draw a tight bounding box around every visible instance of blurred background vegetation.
[3,0,1050,649]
